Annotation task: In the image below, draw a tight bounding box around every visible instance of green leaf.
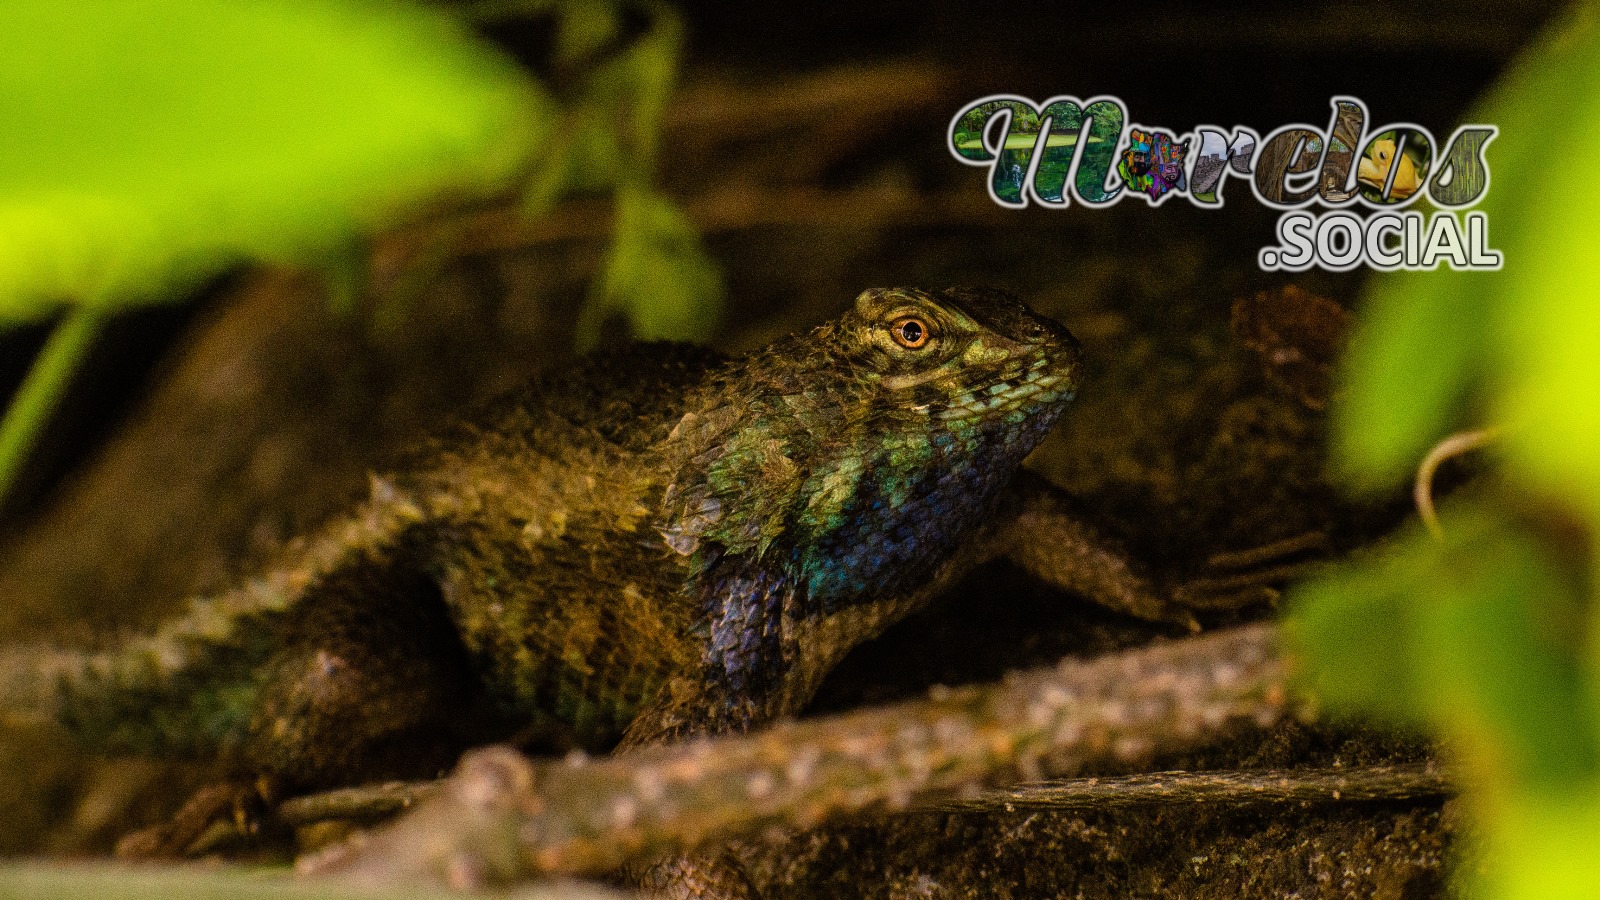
[1331,3,1600,497]
[1330,260,1493,492]
[519,7,683,211]
[580,187,720,346]
[1487,5,1600,521]
[615,8,684,167]
[1299,6,1600,894]
[554,0,623,67]
[0,0,545,323]
[1478,791,1600,900]
[1288,504,1598,792]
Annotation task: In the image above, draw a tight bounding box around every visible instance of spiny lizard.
[0,286,1229,895]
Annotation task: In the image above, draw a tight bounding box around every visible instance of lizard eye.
[889,316,932,350]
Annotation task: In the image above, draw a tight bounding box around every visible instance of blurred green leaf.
[1333,3,1600,514]
[610,7,683,168]
[0,0,544,324]
[1290,503,1598,793]
[1317,9,1600,890]
[1488,7,1600,523]
[0,0,554,505]
[1330,260,1493,492]
[524,3,680,202]
[1484,791,1600,900]
[516,1,717,348]
[554,0,623,67]
[0,0,718,506]
[580,186,721,346]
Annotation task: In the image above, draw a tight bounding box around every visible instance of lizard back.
[0,342,724,757]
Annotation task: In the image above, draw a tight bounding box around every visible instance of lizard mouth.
[926,353,1077,421]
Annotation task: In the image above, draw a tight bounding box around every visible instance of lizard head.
[838,286,1080,424]
[663,290,1081,709]
[663,286,1080,605]
[768,287,1080,600]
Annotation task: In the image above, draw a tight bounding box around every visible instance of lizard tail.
[0,479,429,753]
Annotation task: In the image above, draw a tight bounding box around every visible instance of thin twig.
[301,624,1293,887]
[370,185,1007,282]
[279,780,440,827]
[1414,428,1500,538]
[1204,531,1330,571]
[936,762,1450,813]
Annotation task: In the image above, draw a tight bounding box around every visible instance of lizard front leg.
[616,560,802,900]
[615,674,767,900]
[985,470,1320,627]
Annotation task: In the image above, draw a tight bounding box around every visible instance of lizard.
[0,286,1276,896]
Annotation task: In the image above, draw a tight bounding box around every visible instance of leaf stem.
[0,307,102,507]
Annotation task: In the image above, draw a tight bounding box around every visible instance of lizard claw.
[1166,530,1330,616]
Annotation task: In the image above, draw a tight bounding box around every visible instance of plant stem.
[0,307,101,508]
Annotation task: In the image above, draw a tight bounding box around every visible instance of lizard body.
[1,286,1202,892]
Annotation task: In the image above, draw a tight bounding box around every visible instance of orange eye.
[890,316,932,349]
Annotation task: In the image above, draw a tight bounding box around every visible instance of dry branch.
[302,624,1293,888]
[369,185,1007,284]
[279,762,1452,829]
[0,861,626,900]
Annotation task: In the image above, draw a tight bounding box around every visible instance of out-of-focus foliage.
[1291,3,1600,897]
[0,0,722,504]
[1293,506,1598,786]
[482,0,722,347]
[0,0,541,504]
[0,0,540,324]
[580,186,720,343]
[1331,2,1600,518]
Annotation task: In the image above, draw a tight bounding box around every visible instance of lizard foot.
[1169,530,1331,613]
[995,475,1325,631]
[114,776,278,859]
